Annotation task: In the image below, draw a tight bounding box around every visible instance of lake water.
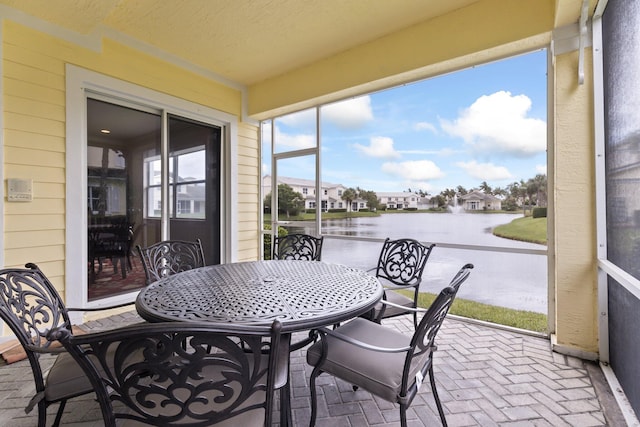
[285,212,548,314]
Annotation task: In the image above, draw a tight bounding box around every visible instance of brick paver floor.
[0,310,627,426]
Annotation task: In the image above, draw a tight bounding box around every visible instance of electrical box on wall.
[7,178,33,202]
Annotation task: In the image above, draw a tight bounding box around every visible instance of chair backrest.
[89,223,134,276]
[0,263,71,390]
[273,234,324,261]
[403,264,473,394]
[375,238,435,287]
[49,320,283,427]
[137,239,206,284]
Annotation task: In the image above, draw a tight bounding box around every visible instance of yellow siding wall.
[237,122,260,261]
[3,24,67,281]
[2,21,259,296]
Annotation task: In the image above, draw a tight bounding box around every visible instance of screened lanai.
[0,0,637,423]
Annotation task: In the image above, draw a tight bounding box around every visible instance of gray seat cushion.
[45,351,95,402]
[45,330,148,404]
[275,337,291,389]
[306,318,432,402]
[373,290,414,319]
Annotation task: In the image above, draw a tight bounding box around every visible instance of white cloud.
[440,91,546,157]
[381,160,444,181]
[456,160,513,181]
[400,147,463,156]
[536,164,547,174]
[273,126,315,150]
[277,109,316,128]
[322,96,374,129]
[353,136,401,159]
[405,181,435,192]
[271,96,373,130]
[374,179,435,193]
[414,121,437,133]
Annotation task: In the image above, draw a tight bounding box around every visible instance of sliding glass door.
[87,99,221,301]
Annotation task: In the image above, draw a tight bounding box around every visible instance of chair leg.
[36,401,47,427]
[400,403,408,427]
[52,400,66,427]
[280,381,292,427]
[429,364,448,427]
[120,257,127,279]
[309,367,322,427]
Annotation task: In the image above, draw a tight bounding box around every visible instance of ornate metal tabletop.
[135,260,382,332]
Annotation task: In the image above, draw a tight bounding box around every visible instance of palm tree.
[493,186,508,198]
[479,181,492,194]
[441,188,456,203]
[341,187,358,213]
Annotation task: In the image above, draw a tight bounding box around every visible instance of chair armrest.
[67,301,135,312]
[379,298,427,313]
[381,283,420,292]
[316,326,410,353]
[28,343,66,354]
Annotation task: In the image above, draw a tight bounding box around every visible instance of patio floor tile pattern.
[0,310,626,426]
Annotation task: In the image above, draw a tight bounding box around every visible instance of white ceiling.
[0,0,483,85]
[87,98,160,142]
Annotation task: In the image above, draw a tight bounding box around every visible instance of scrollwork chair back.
[0,263,87,427]
[137,239,206,285]
[371,238,436,327]
[273,234,324,261]
[49,320,284,427]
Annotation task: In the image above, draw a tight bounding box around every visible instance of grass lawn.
[267,209,549,332]
[493,216,547,245]
[398,290,548,333]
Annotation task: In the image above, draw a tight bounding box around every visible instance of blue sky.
[262,49,547,195]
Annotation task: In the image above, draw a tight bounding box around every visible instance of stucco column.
[551,48,598,357]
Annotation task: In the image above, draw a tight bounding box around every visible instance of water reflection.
[282,212,547,313]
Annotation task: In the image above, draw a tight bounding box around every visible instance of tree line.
[264,185,381,217]
[265,173,547,216]
[426,174,548,211]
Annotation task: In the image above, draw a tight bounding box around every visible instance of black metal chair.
[88,221,134,280]
[136,239,206,285]
[273,234,324,261]
[0,263,134,427]
[48,320,286,427]
[307,263,473,427]
[272,233,325,352]
[367,238,435,328]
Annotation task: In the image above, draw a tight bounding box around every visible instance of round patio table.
[135,260,382,330]
[135,260,382,427]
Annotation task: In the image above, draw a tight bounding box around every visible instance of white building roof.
[377,192,417,198]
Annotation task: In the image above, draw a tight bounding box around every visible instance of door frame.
[66,64,238,313]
